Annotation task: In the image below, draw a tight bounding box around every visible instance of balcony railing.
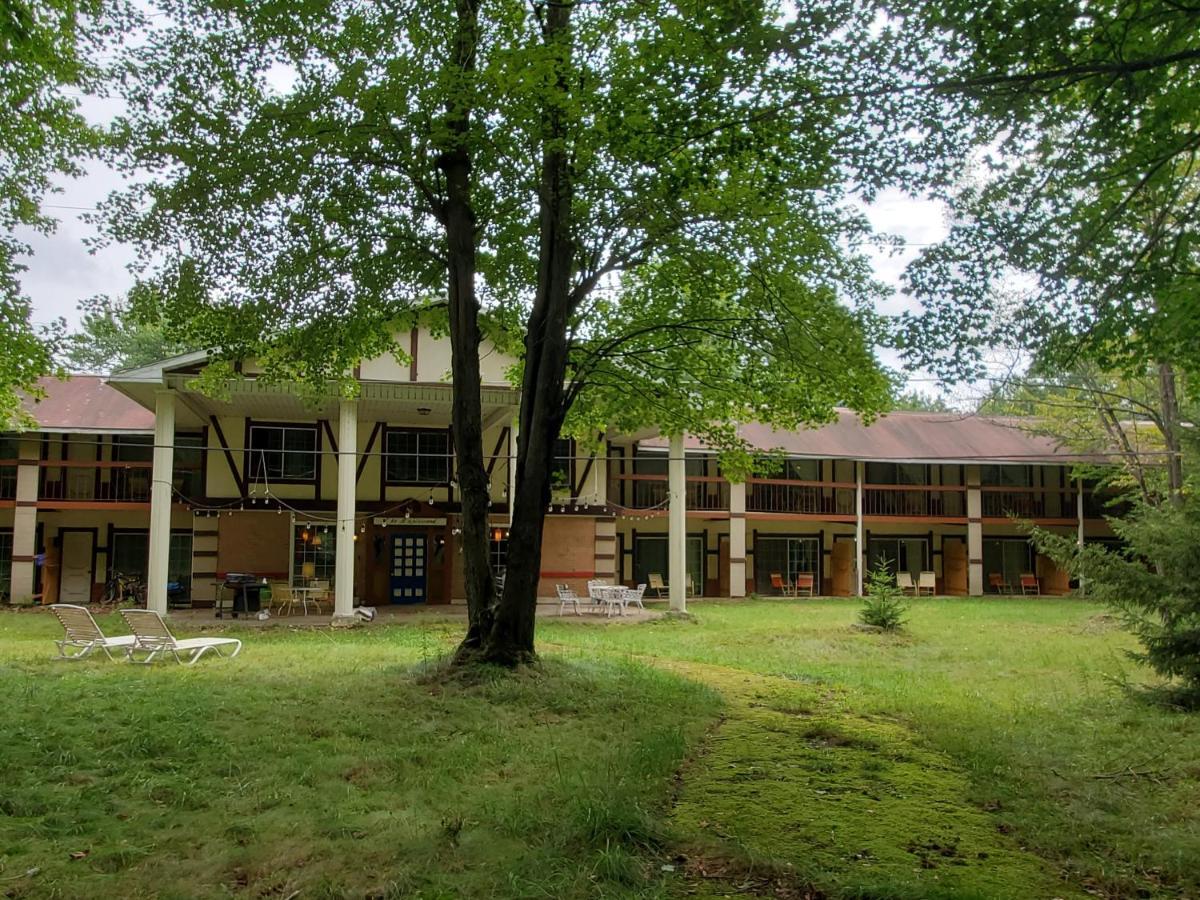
[614,474,729,511]
[38,461,154,503]
[746,478,856,515]
[863,485,966,517]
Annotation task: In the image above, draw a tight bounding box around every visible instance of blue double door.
[390,533,428,604]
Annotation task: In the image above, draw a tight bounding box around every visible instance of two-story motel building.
[0,327,1115,616]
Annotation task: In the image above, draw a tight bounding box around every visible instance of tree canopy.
[890,0,1200,381]
[61,285,194,372]
[0,1,127,425]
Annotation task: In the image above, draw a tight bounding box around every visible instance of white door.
[60,531,94,602]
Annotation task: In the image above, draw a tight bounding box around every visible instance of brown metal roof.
[20,376,155,433]
[642,410,1095,464]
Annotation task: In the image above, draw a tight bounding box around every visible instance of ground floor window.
[168,533,192,592]
[754,536,820,591]
[293,522,336,585]
[982,539,1034,592]
[0,529,11,600]
[490,527,508,577]
[110,531,149,579]
[867,537,929,580]
[633,535,703,592]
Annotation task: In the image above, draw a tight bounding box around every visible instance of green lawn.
[1,598,1197,899]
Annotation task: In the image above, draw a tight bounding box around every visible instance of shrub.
[858,562,909,632]
[1033,491,1200,708]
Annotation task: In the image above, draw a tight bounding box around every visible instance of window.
[982,539,1033,591]
[110,531,149,578]
[248,424,317,482]
[981,465,1031,487]
[168,533,193,592]
[0,438,14,499]
[112,435,153,462]
[551,438,573,491]
[785,458,820,481]
[293,523,336,585]
[634,535,703,593]
[490,526,508,577]
[866,537,929,579]
[385,428,450,484]
[0,529,11,601]
[173,433,204,498]
[754,536,820,590]
[866,462,927,484]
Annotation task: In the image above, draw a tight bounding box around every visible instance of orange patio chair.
[1019,573,1040,595]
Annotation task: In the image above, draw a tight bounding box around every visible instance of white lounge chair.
[917,571,936,596]
[50,604,137,660]
[648,573,668,598]
[896,571,916,595]
[120,608,243,665]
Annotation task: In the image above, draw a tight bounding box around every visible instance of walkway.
[659,661,1076,899]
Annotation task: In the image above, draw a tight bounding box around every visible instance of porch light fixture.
[417,407,431,416]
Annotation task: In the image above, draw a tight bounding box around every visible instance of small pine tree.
[1034,494,1200,707]
[859,561,909,632]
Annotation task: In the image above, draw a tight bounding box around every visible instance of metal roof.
[18,376,155,434]
[640,410,1104,465]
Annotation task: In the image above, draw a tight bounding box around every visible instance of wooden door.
[1036,553,1070,595]
[943,538,968,595]
[60,531,94,602]
[390,533,428,604]
[830,539,854,596]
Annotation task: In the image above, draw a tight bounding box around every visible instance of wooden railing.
[746,478,856,515]
[613,474,729,511]
[863,484,966,517]
[38,460,154,503]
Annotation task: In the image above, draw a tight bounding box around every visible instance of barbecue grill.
[218,573,264,618]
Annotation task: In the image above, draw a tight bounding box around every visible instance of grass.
[0,611,717,898]
[542,597,1200,898]
[2,598,1198,898]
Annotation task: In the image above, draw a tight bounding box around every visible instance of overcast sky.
[17,100,952,394]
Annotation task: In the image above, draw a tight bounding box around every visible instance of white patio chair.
[896,571,916,595]
[917,571,936,596]
[648,573,668,598]
[50,604,137,661]
[556,583,582,616]
[120,608,242,665]
[624,584,647,611]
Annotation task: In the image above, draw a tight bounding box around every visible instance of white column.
[334,398,358,621]
[729,481,746,598]
[966,464,984,596]
[146,389,176,614]
[855,460,864,596]
[9,438,40,604]
[1076,476,1086,593]
[668,432,687,611]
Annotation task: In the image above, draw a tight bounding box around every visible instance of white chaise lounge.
[120,608,243,665]
[50,604,137,660]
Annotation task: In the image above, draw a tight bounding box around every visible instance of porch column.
[1076,476,1086,593]
[334,398,357,621]
[729,481,746,598]
[855,461,864,596]
[668,432,687,611]
[966,464,984,596]
[146,389,175,614]
[9,438,40,604]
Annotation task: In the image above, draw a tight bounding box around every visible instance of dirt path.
[656,660,1077,900]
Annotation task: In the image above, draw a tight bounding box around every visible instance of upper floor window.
[112,434,153,462]
[784,458,820,481]
[173,433,204,497]
[385,428,450,485]
[248,424,317,482]
[551,437,573,490]
[866,462,927,485]
[981,465,1032,487]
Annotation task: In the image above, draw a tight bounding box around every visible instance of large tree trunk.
[438,0,496,657]
[473,0,576,666]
